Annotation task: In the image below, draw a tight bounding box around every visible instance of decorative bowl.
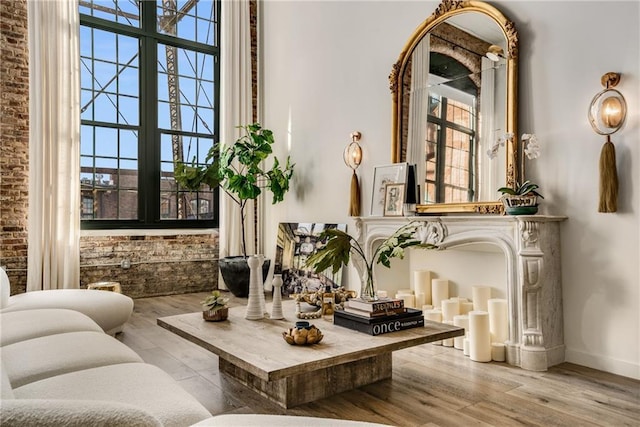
[203,307,229,322]
[505,205,538,215]
[282,324,324,345]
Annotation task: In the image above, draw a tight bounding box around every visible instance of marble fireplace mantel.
[354,214,567,371]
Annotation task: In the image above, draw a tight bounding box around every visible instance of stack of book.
[334,298,424,336]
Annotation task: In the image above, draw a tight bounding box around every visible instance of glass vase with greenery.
[306,222,436,301]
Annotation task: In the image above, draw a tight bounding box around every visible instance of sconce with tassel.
[344,131,363,216]
[588,72,627,213]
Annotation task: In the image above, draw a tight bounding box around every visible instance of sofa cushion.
[0,308,103,347]
[0,268,9,309]
[3,331,144,388]
[2,289,134,335]
[14,363,211,427]
[0,399,162,427]
[1,361,14,399]
[192,414,392,426]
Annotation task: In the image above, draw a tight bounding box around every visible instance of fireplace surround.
[355,215,567,371]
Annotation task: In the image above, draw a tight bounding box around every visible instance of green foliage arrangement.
[175,123,295,256]
[497,180,544,199]
[306,222,436,299]
[200,290,229,313]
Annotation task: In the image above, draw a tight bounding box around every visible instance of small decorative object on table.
[201,290,230,322]
[282,321,324,345]
[292,287,357,319]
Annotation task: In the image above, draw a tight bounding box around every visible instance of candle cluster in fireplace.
[381,269,508,363]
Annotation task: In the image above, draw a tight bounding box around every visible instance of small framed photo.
[383,183,405,217]
[370,162,408,216]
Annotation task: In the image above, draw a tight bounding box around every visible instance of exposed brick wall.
[0,0,29,294]
[80,233,219,298]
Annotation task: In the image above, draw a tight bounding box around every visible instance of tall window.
[424,94,476,203]
[79,0,220,228]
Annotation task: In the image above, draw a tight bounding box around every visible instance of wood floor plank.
[116,292,640,426]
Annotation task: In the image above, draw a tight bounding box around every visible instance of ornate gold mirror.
[390,0,518,214]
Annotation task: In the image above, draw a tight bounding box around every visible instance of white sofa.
[0,269,133,335]
[0,307,213,426]
[0,271,390,426]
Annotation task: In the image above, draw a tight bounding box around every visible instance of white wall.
[260,1,639,379]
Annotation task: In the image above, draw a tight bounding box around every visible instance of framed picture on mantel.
[370,162,408,216]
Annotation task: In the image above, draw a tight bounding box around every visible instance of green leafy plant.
[175,123,295,256]
[497,180,544,199]
[200,290,229,312]
[306,222,436,300]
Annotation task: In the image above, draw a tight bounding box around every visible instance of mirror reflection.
[392,1,518,213]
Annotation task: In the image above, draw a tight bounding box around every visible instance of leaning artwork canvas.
[275,223,347,297]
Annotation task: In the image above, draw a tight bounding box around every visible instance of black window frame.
[426,95,476,203]
[80,0,221,230]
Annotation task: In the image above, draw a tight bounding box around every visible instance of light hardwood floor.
[117,292,639,427]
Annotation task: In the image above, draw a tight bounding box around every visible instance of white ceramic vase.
[270,274,284,320]
[256,254,267,316]
[245,255,265,320]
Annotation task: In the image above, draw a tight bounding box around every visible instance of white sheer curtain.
[219,0,255,275]
[27,0,81,291]
[478,56,497,201]
[407,37,430,202]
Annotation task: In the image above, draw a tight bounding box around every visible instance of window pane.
[80,0,140,27]
[157,0,218,45]
[158,45,215,134]
[81,29,139,126]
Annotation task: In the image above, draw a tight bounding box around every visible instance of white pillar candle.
[424,309,442,345]
[491,343,506,362]
[431,279,449,309]
[421,304,433,311]
[413,270,432,305]
[442,321,454,347]
[468,310,491,362]
[453,314,469,350]
[396,291,415,309]
[416,293,426,308]
[460,302,474,315]
[472,286,491,311]
[488,298,508,344]
[463,338,470,356]
[377,290,388,298]
[441,299,460,321]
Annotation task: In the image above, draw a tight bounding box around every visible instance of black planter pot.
[219,256,271,298]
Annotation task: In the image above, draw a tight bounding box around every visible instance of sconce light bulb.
[344,142,362,170]
[486,45,504,62]
[601,96,623,128]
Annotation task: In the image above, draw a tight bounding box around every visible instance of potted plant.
[490,133,543,215]
[175,123,295,297]
[201,290,230,321]
[306,222,436,301]
[498,180,544,215]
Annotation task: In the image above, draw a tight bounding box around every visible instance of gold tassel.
[598,138,618,213]
[349,170,361,216]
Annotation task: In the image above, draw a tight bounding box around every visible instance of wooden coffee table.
[157,301,463,408]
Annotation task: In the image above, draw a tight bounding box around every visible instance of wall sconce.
[588,72,627,213]
[485,45,505,62]
[343,131,363,216]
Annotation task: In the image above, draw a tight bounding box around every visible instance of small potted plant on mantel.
[201,290,230,321]
[490,133,543,215]
[498,180,544,215]
[175,124,295,298]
